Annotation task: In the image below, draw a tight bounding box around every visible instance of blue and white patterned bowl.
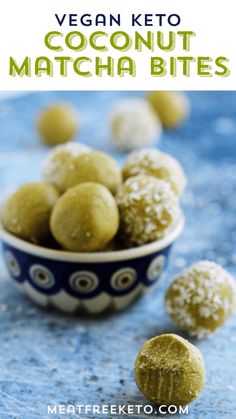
[0,214,184,314]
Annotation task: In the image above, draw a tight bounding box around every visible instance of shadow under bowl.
[0,214,184,314]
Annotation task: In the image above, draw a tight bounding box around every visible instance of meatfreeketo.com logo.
[47,403,189,416]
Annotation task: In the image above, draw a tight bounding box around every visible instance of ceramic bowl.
[0,214,184,314]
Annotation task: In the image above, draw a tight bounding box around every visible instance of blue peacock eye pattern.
[4,250,21,278]
[69,271,99,294]
[29,264,56,289]
[110,267,137,291]
[2,242,170,312]
[146,255,165,281]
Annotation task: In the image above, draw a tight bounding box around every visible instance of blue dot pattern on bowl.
[2,242,172,313]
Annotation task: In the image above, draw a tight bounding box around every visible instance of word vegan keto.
[9,13,230,78]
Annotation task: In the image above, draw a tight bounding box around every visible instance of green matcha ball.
[123,148,186,197]
[50,183,119,252]
[37,103,79,146]
[53,150,122,195]
[3,183,59,244]
[42,142,91,193]
[116,175,180,247]
[166,261,236,339]
[148,91,189,129]
[135,334,205,406]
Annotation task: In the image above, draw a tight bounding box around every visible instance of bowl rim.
[0,212,184,263]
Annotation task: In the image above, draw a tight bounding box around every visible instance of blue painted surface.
[0,92,235,418]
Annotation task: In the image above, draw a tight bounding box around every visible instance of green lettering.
[9,57,30,77]
[45,31,63,51]
[118,57,136,76]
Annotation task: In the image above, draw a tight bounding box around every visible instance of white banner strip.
[0,0,235,90]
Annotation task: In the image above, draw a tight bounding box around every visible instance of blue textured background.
[0,92,235,419]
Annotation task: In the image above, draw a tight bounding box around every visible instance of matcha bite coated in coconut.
[123,148,186,197]
[166,261,236,339]
[50,182,119,252]
[111,98,162,151]
[147,91,189,129]
[42,142,91,193]
[37,103,79,146]
[116,175,180,247]
[135,334,205,406]
[3,183,59,244]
